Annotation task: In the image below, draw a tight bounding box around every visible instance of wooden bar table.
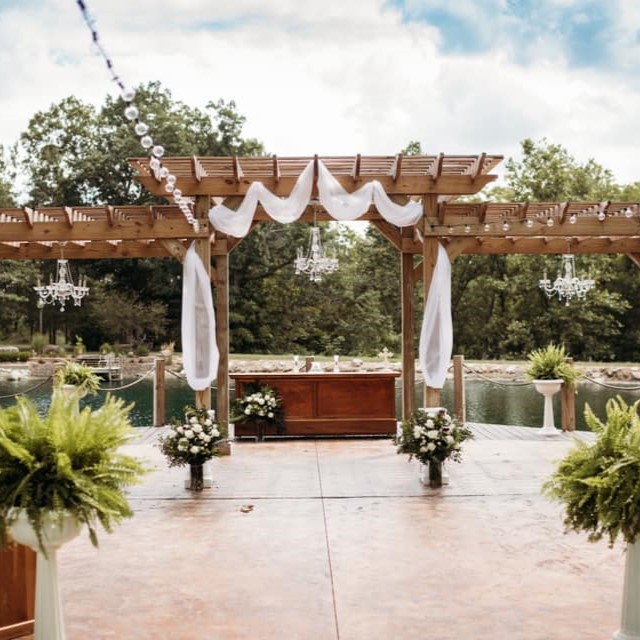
[231,372,399,437]
[0,543,36,639]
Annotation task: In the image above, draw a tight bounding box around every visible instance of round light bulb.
[140,135,153,149]
[158,167,169,179]
[483,223,490,232]
[546,217,554,227]
[502,221,510,231]
[124,105,139,121]
[447,226,454,234]
[464,224,471,233]
[165,183,175,193]
[152,145,165,158]
[625,207,633,218]
[121,87,136,102]
[149,157,161,171]
[597,211,606,221]
[134,122,149,136]
[166,174,177,185]
[525,219,533,228]
[569,214,577,224]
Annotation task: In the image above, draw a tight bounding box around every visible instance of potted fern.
[544,397,640,640]
[54,360,101,396]
[0,391,147,640]
[525,343,579,434]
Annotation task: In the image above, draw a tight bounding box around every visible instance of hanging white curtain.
[209,159,422,236]
[181,243,218,391]
[419,243,453,389]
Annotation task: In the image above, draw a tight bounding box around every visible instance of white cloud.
[1,0,639,192]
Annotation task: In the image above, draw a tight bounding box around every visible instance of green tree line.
[0,85,638,361]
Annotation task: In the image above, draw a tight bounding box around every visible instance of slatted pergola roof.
[0,154,638,263]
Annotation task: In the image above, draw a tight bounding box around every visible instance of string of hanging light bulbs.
[75,0,198,231]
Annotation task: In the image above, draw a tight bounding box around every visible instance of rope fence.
[98,364,156,392]
[462,363,531,387]
[581,374,640,392]
[0,376,54,400]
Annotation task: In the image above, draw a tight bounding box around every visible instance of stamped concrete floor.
[51,428,624,640]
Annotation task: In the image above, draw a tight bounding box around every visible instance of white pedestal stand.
[9,511,83,640]
[533,380,562,435]
[614,542,640,640]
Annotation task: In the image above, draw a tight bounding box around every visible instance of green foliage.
[31,334,47,355]
[0,392,148,552]
[505,138,617,202]
[134,344,150,357]
[395,408,473,465]
[0,351,30,362]
[158,406,226,467]
[544,397,640,546]
[525,343,580,385]
[53,361,101,395]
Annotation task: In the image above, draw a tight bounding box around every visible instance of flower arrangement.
[395,407,473,465]
[232,383,284,434]
[158,406,227,467]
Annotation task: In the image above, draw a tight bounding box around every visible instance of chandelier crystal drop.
[294,226,339,283]
[538,254,595,306]
[34,259,90,312]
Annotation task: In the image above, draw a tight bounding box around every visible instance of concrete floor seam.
[315,441,341,640]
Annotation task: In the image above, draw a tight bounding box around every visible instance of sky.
[1,0,640,191]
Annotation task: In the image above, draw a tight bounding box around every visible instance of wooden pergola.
[1,153,639,423]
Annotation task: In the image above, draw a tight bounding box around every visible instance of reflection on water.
[0,376,638,431]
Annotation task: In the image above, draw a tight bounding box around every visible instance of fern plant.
[0,391,148,553]
[525,342,580,386]
[543,397,640,547]
[54,360,101,395]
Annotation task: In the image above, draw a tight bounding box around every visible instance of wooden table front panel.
[0,543,35,639]
[231,372,399,436]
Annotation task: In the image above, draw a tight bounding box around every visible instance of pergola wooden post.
[400,227,416,419]
[213,233,230,427]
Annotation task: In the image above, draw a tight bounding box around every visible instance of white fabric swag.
[208,159,422,236]
[182,243,219,390]
[184,161,452,392]
[419,244,453,389]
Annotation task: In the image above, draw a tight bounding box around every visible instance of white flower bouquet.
[394,407,473,465]
[232,383,284,434]
[158,406,227,467]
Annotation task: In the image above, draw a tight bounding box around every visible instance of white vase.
[614,542,640,640]
[533,379,562,435]
[8,510,83,640]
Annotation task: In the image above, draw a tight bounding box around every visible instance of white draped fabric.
[419,244,453,389]
[186,160,451,393]
[181,243,219,390]
[208,159,422,236]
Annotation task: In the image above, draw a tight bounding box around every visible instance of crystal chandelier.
[34,258,89,312]
[539,254,595,305]
[294,226,339,282]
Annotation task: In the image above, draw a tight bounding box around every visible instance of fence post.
[453,355,466,423]
[561,357,576,432]
[153,357,165,427]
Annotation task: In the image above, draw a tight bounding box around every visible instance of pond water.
[0,376,638,431]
